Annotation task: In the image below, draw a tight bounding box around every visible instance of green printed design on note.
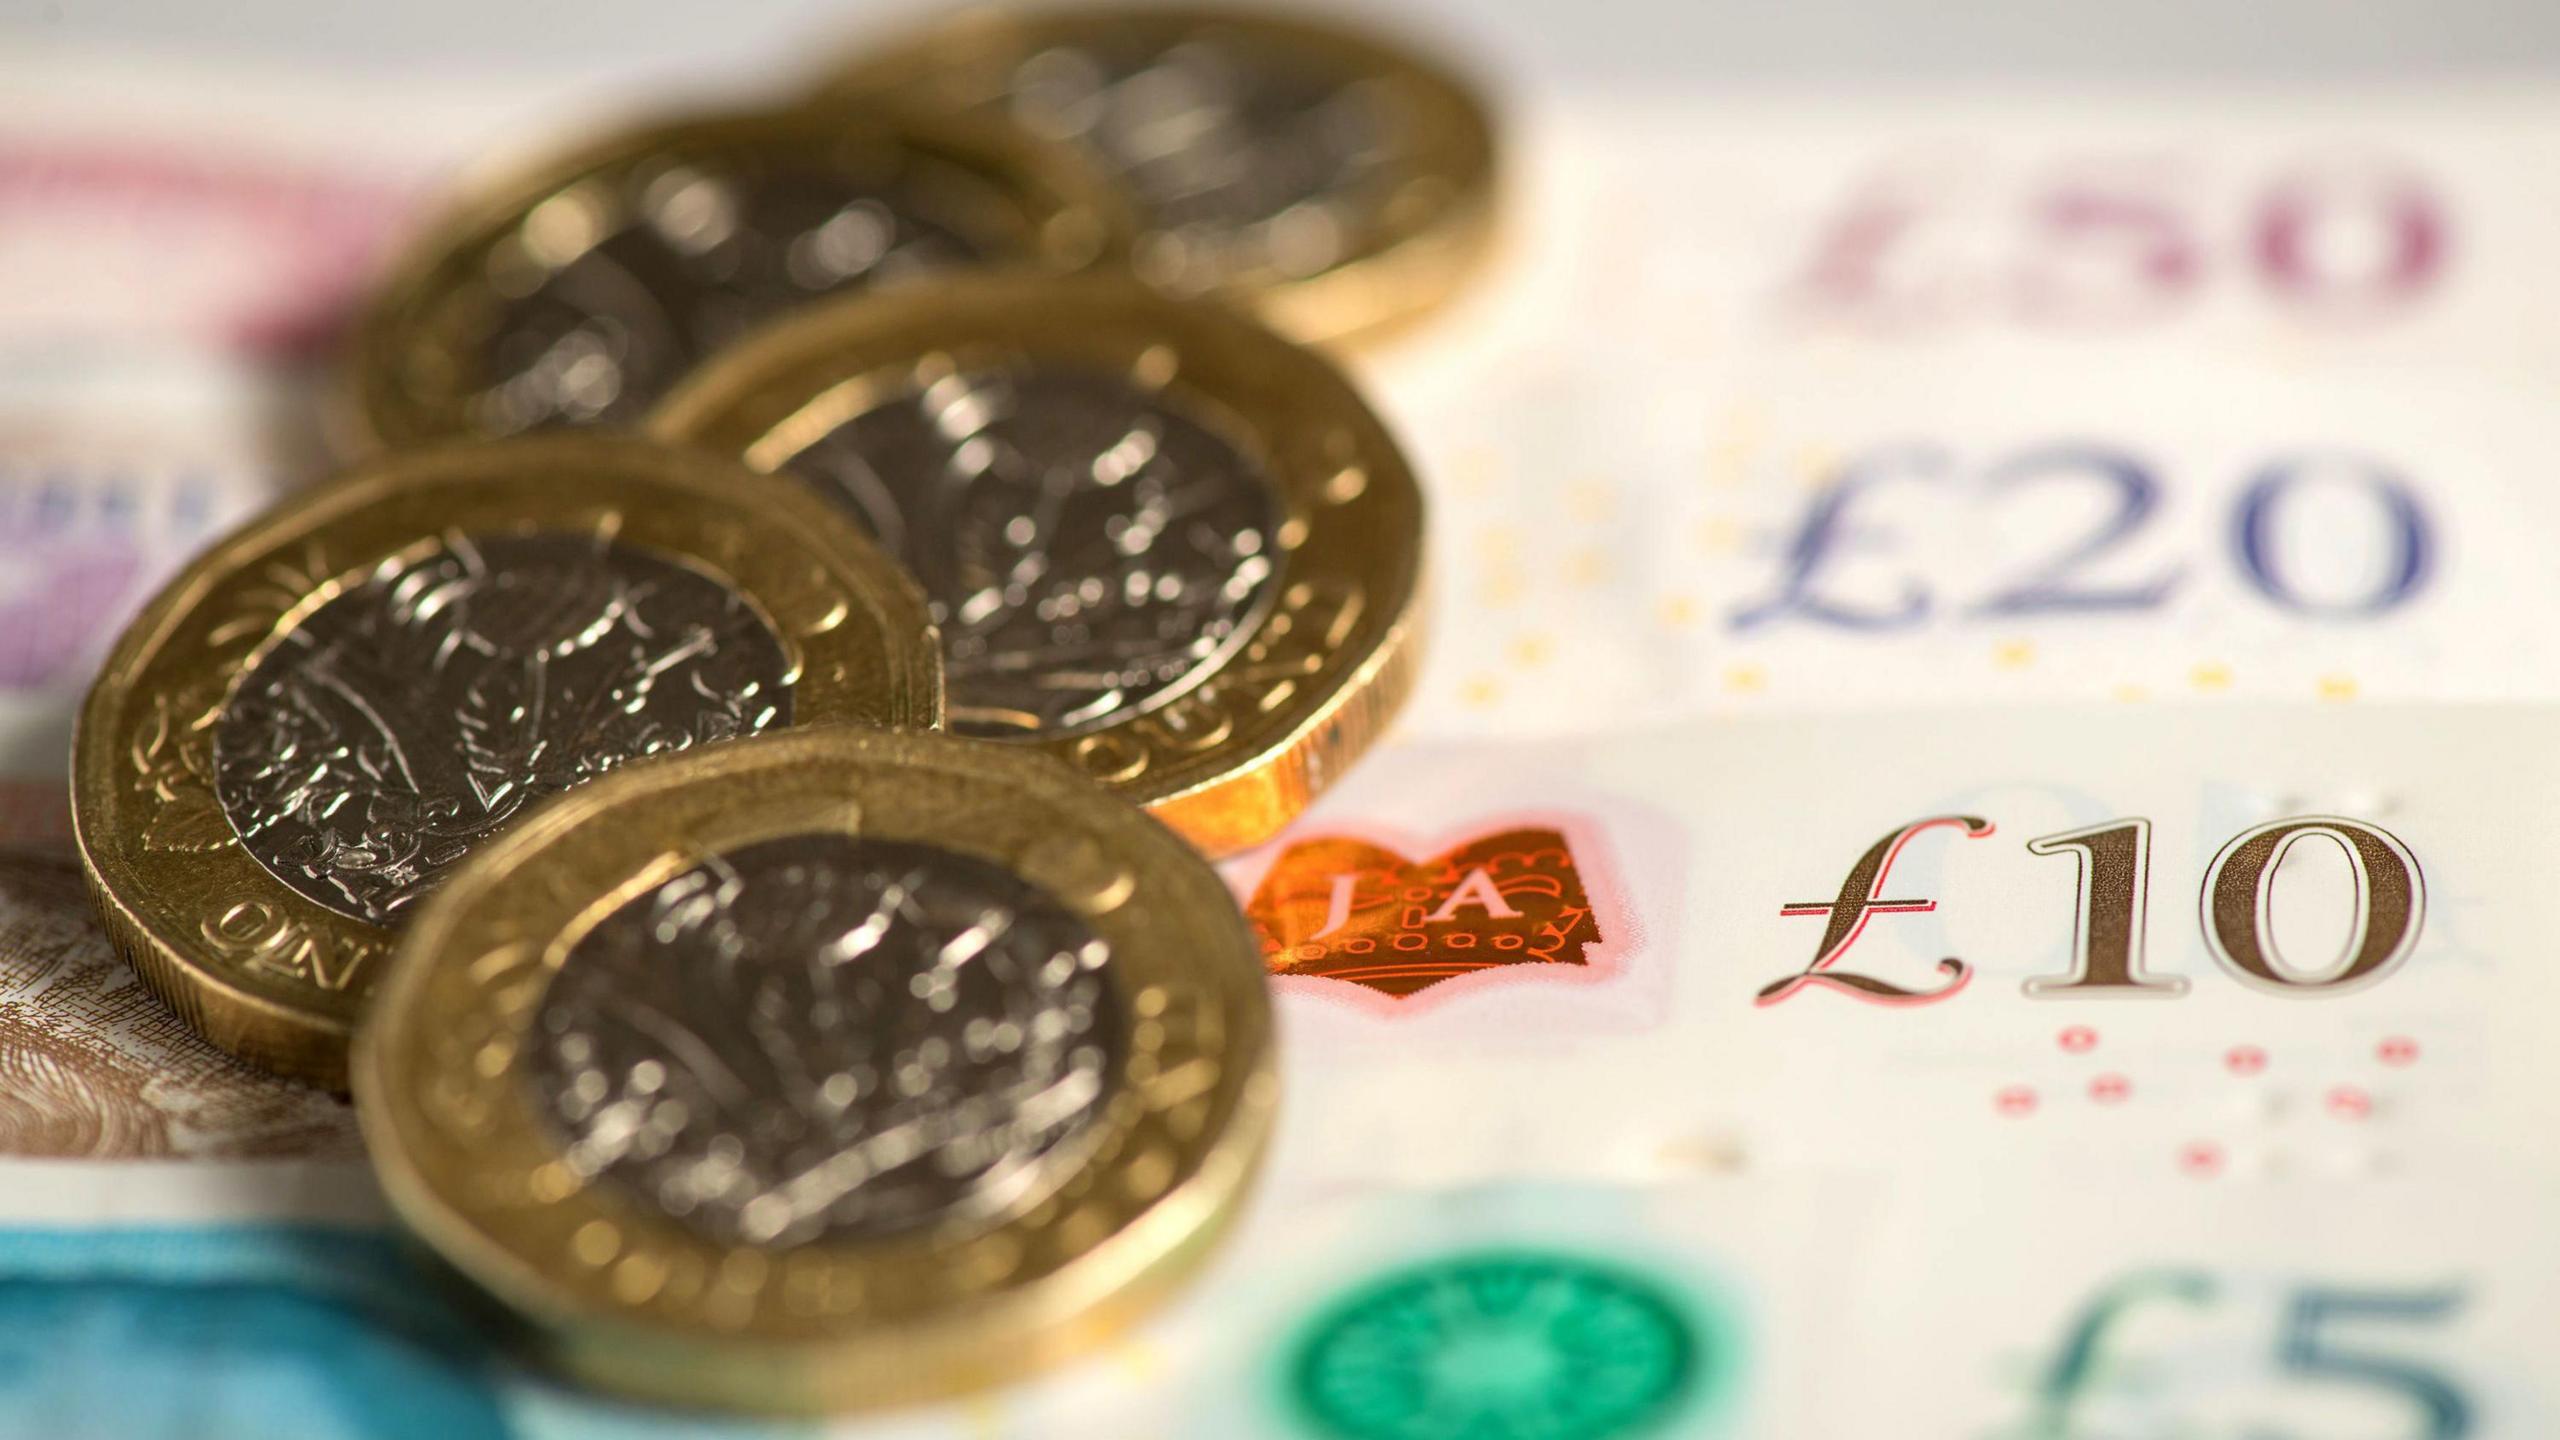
[1284,1248,1718,1439]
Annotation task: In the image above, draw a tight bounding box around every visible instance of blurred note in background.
[0,856,356,1157]
[0,57,455,851]
[1374,87,2560,734]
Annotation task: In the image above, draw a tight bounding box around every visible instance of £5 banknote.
[1829,1168,2560,1438]
[0,1172,1875,1440]
[2,1168,2548,1436]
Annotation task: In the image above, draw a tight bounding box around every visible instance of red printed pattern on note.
[1245,828,1601,998]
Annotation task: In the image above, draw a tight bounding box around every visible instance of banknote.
[0,1222,770,1439]
[1835,1171,2560,1437]
[0,393,289,850]
[11,65,2560,762]
[0,1173,1873,1439]
[932,1172,1876,1439]
[0,854,356,1160]
[1383,355,2560,733]
[10,1166,2547,1436]
[1223,704,2560,1190]
[0,56,452,849]
[0,50,517,372]
[1385,88,2560,381]
[1363,89,2560,735]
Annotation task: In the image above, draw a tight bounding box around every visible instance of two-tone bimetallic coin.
[815,5,1499,345]
[354,727,1276,1414]
[71,434,941,1087]
[650,272,1425,856]
[338,104,1130,452]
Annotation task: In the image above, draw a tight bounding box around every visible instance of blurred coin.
[72,433,941,1087]
[651,272,1425,855]
[815,5,1498,344]
[354,726,1275,1413]
[338,105,1128,452]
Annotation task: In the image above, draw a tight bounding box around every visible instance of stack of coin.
[67,3,1494,1414]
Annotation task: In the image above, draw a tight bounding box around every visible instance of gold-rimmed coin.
[337,103,1131,452]
[71,432,941,1087]
[354,726,1276,1414]
[813,5,1499,345]
[650,272,1425,855]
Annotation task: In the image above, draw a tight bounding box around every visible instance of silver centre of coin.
[788,367,1282,737]
[1004,34,1400,283]
[526,833,1121,1249]
[213,532,791,927]
[478,166,988,434]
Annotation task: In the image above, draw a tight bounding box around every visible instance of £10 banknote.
[2,704,2553,1434]
[1232,703,2560,1193]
